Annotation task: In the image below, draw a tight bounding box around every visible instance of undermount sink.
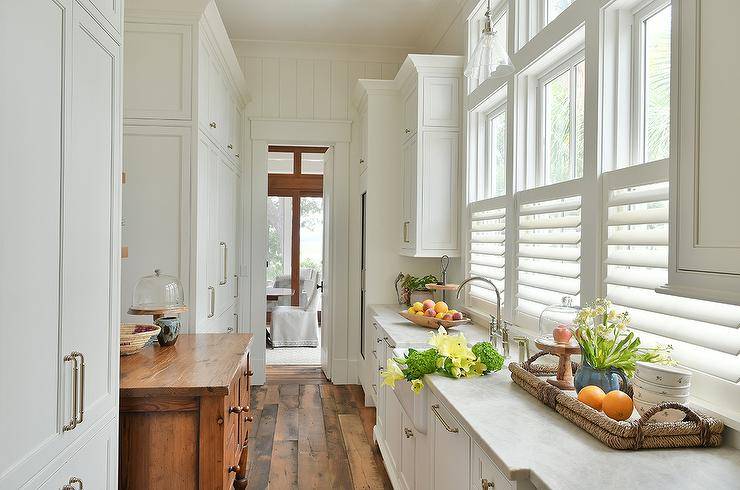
[393,347,429,434]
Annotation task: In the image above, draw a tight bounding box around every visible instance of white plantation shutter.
[604,180,740,383]
[468,202,506,307]
[516,195,582,320]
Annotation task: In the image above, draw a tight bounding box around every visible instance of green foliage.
[401,274,438,292]
[396,348,439,381]
[471,342,504,373]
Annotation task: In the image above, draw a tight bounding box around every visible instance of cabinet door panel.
[63,4,120,431]
[208,57,222,141]
[385,386,403,474]
[37,418,117,490]
[216,158,237,315]
[198,41,211,131]
[423,77,459,128]
[401,137,417,251]
[432,399,470,490]
[402,87,418,139]
[0,0,68,482]
[471,443,513,490]
[421,132,459,252]
[400,412,415,490]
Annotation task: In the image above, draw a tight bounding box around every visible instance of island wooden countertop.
[120,333,253,398]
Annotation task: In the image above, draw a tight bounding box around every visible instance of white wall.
[234,40,415,384]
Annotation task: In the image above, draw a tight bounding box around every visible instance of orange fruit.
[434,301,449,314]
[602,390,634,421]
[577,385,606,411]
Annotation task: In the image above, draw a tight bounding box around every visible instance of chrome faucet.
[456,277,509,358]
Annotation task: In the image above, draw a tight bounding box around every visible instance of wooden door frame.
[246,119,351,386]
[267,145,327,306]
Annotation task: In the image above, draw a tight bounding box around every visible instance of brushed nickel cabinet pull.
[228,144,233,149]
[208,286,215,318]
[63,477,83,490]
[63,354,78,432]
[220,242,227,285]
[403,221,410,243]
[482,478,494,489]
[233,313,238,332]
[73,351,85,425]
[431,404,459,433]
[236,154,240,158]
[404,427,414,438]
[404,128,411,134]
[210,121,217,128]
[234,274,239,298]
[229,406,244,414]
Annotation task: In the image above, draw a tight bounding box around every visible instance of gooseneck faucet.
[456,277,509,358]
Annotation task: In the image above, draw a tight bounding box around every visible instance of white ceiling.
[215,0,451,48]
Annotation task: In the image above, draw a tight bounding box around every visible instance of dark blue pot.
[155,316,180,346]
[574,362,628,393]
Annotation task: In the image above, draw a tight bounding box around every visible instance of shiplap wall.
[234,41,406,120]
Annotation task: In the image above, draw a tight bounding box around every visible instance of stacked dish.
[632,361,693,422]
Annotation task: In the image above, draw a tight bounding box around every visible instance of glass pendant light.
[464,0,514,80]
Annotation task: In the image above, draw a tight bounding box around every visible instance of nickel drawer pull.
[482,478,495,489]
[403,221,409,243]
[229,405,245,414]
[208,286,215,318]
[383,337,394,348]
[431,404,459,433]
[63,354,79,432]
[220,242,228,285]
[73,351,85,426]
[210,121,217,128]
[234,274,239,298]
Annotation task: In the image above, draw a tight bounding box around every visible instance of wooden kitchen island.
[120,334,253,489]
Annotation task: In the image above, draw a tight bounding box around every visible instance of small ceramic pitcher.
[155,316,180,346]
[574,362,628,394]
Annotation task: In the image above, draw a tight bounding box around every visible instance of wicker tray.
[120,323,160,356]
[509,351,724,450]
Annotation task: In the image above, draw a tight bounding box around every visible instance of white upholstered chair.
[270,272,320,348]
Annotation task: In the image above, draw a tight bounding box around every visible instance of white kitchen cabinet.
[395,55,463,258]
[471,443,513,490]
[662,0,740,305]
[430,393,471,490]
[0,1,121,486]
[385,384,404,477]
[123,1,248,331]
[400,412,416,490]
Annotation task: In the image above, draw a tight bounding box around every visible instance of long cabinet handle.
[62,477,83,490]
[63,354,79,432]
[431,404,459,433]
[233,313,239,332]
[220,242,228,285]
[73,352,85,426]
[403,221,409,243]
[234,274,239,298]
[208,286,215,318]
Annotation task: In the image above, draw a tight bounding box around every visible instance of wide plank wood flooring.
[246,366,391,489]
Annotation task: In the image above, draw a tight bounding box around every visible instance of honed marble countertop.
[369,304,740,490]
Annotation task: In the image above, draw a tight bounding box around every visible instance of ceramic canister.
[155,316,180,346]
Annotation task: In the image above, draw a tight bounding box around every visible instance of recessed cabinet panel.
[0,0,66,480]
[401,136,418,251]
[423,77,459,128]
[421,131,459,252]
[123,23,192,120]
[431,396,470,490]
[63,5,119,431]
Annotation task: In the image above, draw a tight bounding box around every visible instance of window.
[515,194,581,325]
[468,203,506,310]
[545,0,574,25]
[603,171,740,386]
[602,0,671,169]
[540,55,585,185]
[469,87,507,203]
[639,4,671,163]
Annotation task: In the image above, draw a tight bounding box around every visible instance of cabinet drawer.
[472,443,513,490]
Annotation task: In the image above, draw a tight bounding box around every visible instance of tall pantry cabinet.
[0,0,122,488]
[122,1,248,333]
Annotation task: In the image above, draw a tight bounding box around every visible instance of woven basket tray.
[120,323,160,356]
[509,351,724,450]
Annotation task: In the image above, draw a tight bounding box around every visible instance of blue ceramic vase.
[155,316,180,346]
[574,360,628,393]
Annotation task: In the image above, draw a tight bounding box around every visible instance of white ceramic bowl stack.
[632,361,693,423]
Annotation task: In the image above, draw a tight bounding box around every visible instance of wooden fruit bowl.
[398,311,472,329]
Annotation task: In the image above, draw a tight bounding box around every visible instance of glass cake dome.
[131,269,185,310]
[537,296,580,343]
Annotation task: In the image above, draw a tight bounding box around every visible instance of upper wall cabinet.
[663,0,740,305]
[396,55,463,258]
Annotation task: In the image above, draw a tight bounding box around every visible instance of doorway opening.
[266,145,327,365]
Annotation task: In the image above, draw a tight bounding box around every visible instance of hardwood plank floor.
[247,366,391,489]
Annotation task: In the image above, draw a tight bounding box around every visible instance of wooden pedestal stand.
[128,305,188,323]
[534,337,580,390]
[425,283,460,303]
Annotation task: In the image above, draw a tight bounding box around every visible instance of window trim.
[484,103,507,199]
[535,50,585,187]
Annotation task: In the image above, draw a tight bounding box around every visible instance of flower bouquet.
[380,327,504,394]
